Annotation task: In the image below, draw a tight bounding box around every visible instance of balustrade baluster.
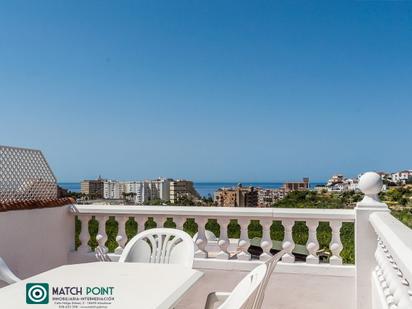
[174,217,186,230]
[115,216,128,254]
[96,215,109,251]
[282,219,295,263]
[136,216,147,234]
[216,217,230,260]
[306,220,319,264]
[237,218,251,261]
[194,217,208,258]
[154,216,166,228]
[78,215,91,253]
[329,220,343,265]
[260,219,273,261]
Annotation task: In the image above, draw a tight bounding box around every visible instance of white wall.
[0,205,74,285]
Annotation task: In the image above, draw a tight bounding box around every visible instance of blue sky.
[0,1,411,182]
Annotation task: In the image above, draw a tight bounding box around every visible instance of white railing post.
[78,215,91,253]
[96,215,109,251]
[355,172,389,309]
[174,217,186,230]
[194,217,208,258]
[154,216,165,228]
[136,216,146,234]
[260,219,273,261]
[237,218,251,261]
[282,219,295,263]
[216,217,230,260]
[115,216,128,254]
[330,220,343,265]
[306,220,319,264]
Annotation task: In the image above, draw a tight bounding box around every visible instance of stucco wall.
[0,205,74,285]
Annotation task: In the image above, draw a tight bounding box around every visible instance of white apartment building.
[326,174,359,192]
[121,178,171,204]
[391,170,412,184]
[122,181,148,204]
[150,178,171,201]
[103,180,122,199]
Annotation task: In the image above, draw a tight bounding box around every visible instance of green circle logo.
[26,283,49,304]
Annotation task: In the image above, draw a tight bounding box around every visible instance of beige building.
[283,178,309,192]
[80,177,105,199]
[257,188,286,207]
[169,180,200,204]
[214,189,237,207]
[214,185,258,207]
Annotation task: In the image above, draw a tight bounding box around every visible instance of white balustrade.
[306,220,319,264]
[329,220,343,265]
[71,204,355,266]
[216,217,230,260]
[282,219,295,263]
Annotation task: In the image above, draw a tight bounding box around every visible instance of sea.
[59,182,323,198]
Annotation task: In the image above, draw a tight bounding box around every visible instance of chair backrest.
[218,263,267,309]
[95,246,112,262]
[0,257,20,285]
[119,228,195,268]
[252,250,286,309]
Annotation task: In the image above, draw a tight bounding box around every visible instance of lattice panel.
[0,146,57,202]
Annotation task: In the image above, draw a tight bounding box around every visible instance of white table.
[0,262,203,309]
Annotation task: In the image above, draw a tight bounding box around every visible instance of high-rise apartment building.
[103,180,122,199]
[121,178,172,204]
[122,181,147,204]
[80,177,105,199]
[169,180,200,204]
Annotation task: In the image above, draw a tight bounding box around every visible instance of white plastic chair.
[193,230,217,242]
[95,246,112,262]
[0,257,21,285]
[252,250,286,309]
[94,234,112,262]
[205,263,267,309]
[119,228,195,268]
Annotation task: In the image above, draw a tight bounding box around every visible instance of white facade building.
[122,181,148,204]
[326,174,359,192]
[103,180,122,199]
[150,178,171,201]
[391,170,412,184]
[121,178,171,204]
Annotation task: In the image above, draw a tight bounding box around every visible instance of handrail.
[369,211,412,284]
[71,204,355,221]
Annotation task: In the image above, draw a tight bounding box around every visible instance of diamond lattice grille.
[0,146,57,202]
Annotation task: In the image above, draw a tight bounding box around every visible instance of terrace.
[1,145,411,309]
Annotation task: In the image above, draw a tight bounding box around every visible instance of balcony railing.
[71,205,355,266]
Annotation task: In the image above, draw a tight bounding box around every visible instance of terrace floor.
[176,268,355,309]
